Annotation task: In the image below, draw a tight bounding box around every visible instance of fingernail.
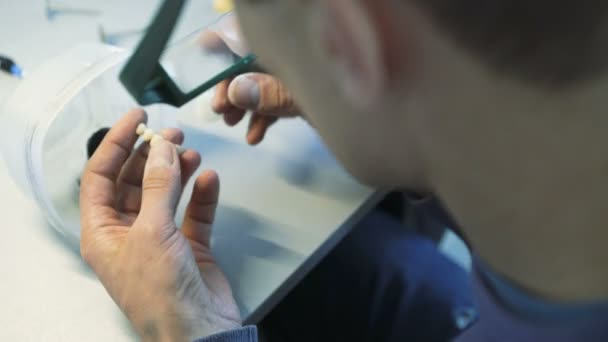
[149,140,174,168]
[233,76,260,108]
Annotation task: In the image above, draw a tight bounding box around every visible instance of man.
[79,0,608,341]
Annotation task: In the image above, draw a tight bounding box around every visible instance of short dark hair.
[416,1,608,87]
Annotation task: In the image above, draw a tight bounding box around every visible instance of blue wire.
[9,64,23,78]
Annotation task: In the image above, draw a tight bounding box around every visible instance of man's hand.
[80,109,241,342]
[212,74,300,145]
[201,14,301,145]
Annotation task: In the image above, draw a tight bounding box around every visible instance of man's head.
[418,1,608,87]
[234,0,608,194]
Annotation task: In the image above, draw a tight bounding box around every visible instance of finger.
[179,149,202,189]
[139,139,182,225]
[247,113,278,145]
[223,107,247,127]
[211,13,249,57]
[80,109,146,230]
[212,78,236,114]
[181,171,220,248]
[199,30,229,53]
[228,73,299,116]
[116,129,184,216]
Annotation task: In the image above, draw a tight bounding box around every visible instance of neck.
[430,80,608,302]
[396,17,608,301]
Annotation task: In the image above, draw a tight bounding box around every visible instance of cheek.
[235,3,416,187]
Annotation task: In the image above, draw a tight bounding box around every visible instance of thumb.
[228,73,299,117]
[140,139,182,223]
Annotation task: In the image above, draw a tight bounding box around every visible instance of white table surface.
[0,1,380,340]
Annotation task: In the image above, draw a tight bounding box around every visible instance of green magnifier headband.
[119,0,257,107]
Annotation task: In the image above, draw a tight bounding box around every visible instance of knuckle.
[143,167,179,191]
[146,162,179,177]
[260,77,294,114]
[143,174,172,191]
[277,82,295,112]
[259,78,279,112]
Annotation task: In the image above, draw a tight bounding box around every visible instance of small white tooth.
[136,123,147,136]
[150,134,164,147]
[143,128,155,142]
[175,145,186,155]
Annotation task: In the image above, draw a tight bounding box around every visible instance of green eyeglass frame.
[119,0,257,107]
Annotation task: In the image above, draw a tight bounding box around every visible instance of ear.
[315,0,387,110]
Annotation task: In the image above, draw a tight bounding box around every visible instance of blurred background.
[0,0,233,101]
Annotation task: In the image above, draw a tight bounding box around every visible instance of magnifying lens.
[120,0,259,108]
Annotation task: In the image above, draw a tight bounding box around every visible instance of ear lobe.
[319,0,386,110]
